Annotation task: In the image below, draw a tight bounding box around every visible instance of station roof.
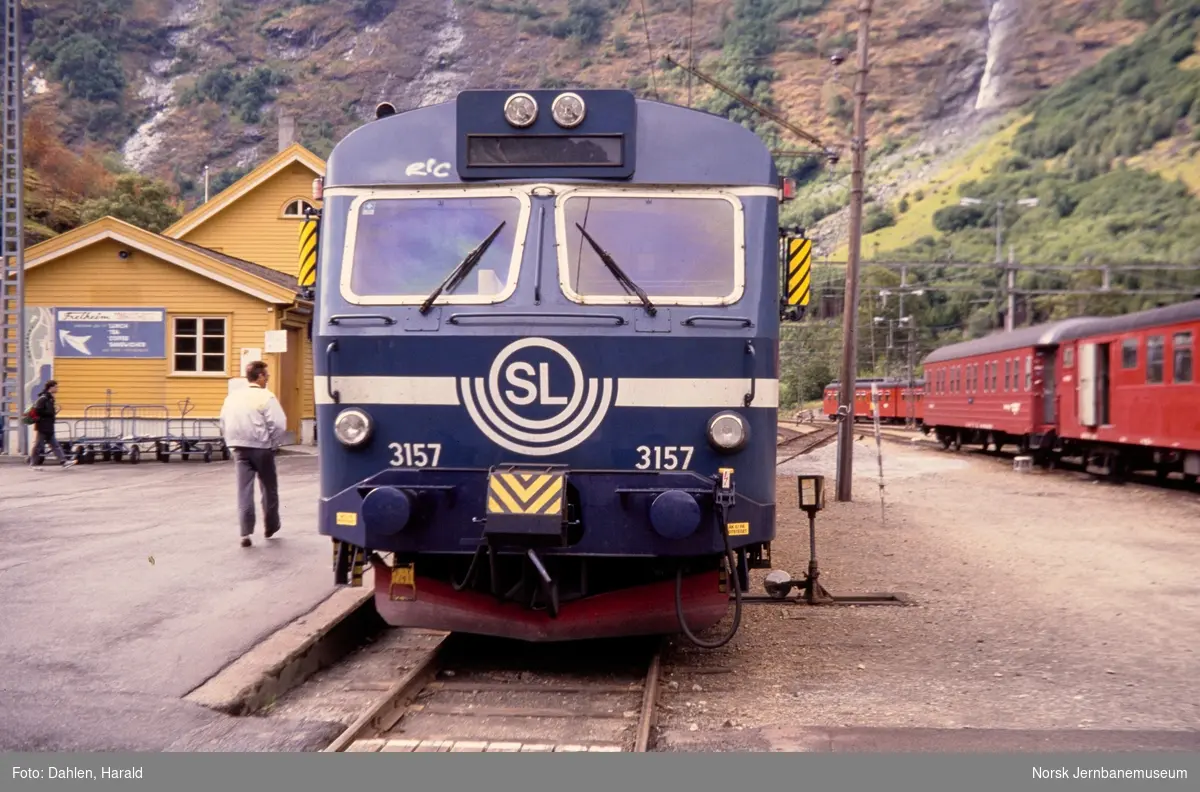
[23,216,305,305]
[162,143,325,239]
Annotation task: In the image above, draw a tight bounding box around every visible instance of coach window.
[1173,332,1193,383]
[1005,360,1011,391]
[341,190,528,305]
[1121,338,1138,369]
[1025,356,1032,391]
[1146,336,1164,384]
[992,361,999,391]
[557,190,742,304]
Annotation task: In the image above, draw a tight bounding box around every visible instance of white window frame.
[552,186,747,307]
[171,315,229,377]
[337,186,532,307]
[281,197,317,218]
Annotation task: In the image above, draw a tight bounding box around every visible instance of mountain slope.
[20,0,1149,215]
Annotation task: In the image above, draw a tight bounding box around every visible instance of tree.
[78,173,184,232]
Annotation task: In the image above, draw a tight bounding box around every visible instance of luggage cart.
[154,399,230,463]
[69,403,171,464]
[69,401,127,464]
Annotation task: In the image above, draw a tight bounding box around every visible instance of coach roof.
[921,317,1102,365]
[1077,299,1200,337]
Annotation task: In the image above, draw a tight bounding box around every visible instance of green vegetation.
[180,66,291,124]
[78,173,183,234]
[1012,1,1200,175]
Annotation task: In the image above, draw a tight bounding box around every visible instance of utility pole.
[835,0,873,502]
[1005,245,1016,331]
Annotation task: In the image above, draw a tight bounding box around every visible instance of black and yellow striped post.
[785,236,812,308]
[298,214,319,289]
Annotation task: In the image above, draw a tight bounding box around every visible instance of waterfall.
[974,0,1021,111]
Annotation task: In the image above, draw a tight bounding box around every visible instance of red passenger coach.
[1055,300,1200,480]
[922,299,1200,483]
[822,378,924,425]
[920,319,1098,453]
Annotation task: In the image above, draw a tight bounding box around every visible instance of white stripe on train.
[313,376,780,408]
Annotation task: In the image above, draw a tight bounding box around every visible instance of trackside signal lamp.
[797,474,825,515]
[551,92,586,128]
[504,93,538,127]
[780,177,797,200]
[334,408,373,447]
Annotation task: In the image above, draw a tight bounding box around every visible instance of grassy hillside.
[846,0,1200,269]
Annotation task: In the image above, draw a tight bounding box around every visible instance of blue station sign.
[54,307,167,359]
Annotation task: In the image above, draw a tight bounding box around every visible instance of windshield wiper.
[419,221,507,314]
[574,223,656,317]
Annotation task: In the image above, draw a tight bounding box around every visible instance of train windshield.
[557,192,743,305]
[345,194,525,301]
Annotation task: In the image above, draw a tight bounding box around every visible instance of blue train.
[306,89,789,645]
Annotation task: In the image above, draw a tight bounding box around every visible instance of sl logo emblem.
[459,338,615,456]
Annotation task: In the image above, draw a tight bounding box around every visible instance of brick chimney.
[278,113,296,152]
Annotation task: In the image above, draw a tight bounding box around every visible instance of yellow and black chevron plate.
[298,217,318,287]
[785,237,812,306]
[487,471,566,517]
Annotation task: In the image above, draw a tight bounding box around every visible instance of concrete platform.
[0,454,358,751]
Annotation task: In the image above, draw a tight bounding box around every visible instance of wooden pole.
[835,0,873,502]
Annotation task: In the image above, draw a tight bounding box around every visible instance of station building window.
[1121,338,1138,369]
[281,198,316,218]
[1173,332,1193,384]
[173,316,227,375]
[1146,335,1164,384]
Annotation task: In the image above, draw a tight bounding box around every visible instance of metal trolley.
[153,399,230,463]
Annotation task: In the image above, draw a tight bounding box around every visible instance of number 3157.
[636,445,693,470]
[388,443,442,467]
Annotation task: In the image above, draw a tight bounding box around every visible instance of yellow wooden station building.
[19,140,325,448]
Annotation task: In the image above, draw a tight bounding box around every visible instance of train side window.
[1146,336,1164,384]
[1025,355,1031,391]
[990,361,997,391]
[1063,347,1074,367]
[1121,338,1138,369]
[1004,360,1011,391]
[1173,332,1193,384]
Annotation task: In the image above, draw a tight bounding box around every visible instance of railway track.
[325,633,664,753]
[776,423,839,465]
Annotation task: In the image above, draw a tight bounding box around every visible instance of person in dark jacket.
[29,380,75,468]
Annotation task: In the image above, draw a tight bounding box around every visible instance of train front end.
[311,89,782,642]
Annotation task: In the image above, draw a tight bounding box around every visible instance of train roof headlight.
[334,408,373,447]
[503,93,538,128]
[551,92,586,128]
[707,411,748,453]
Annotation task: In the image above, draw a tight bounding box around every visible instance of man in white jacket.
[220,360,289,547]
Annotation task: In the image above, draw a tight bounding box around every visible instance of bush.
[864,206,896,233]
[51,33,126,102]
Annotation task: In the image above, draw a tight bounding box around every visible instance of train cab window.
[1121,338,1138,369]
[558,191,741,304]
[1173,332,1193,383]
[1146,335,1164,383]
[343,193,527,303]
